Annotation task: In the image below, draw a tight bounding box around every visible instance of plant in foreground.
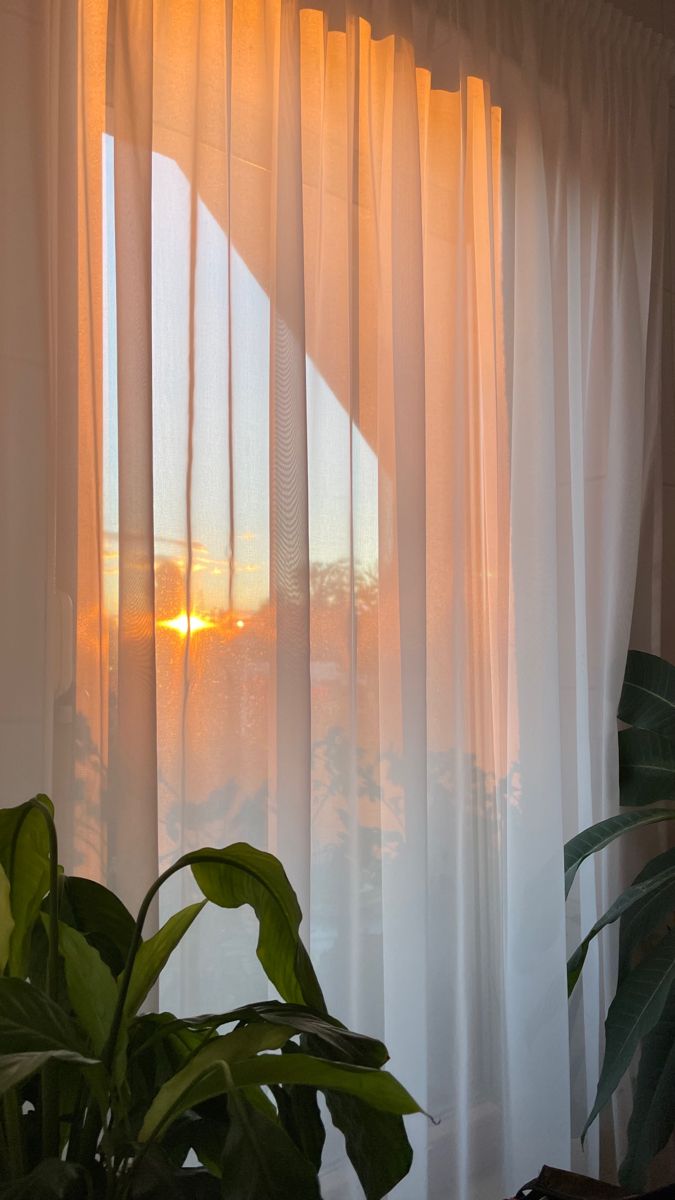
[565,651,675,1191]
[0,797,421,1198]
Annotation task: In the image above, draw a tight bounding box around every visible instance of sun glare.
[158,611,214,636]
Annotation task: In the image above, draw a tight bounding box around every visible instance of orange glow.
[158,611,214,636]
[235,619,245,629]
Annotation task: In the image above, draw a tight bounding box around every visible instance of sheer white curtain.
[1,0,671,1196]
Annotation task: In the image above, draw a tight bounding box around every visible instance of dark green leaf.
[0,1159,91,1199]
[564,808,675,898]
[125,1015,214,1141]
[618,983,675,1192]
[163,1172,220,1200]
[618,651,675,737]
[618,846,675,982]
[176,1001,387,1068]
[220,1090,321,1200]
[273,1084,325,1173]
[139,1023,292,1141]
[60,877,136,977]
[0,978,99,1094]
[44,917,117,1055]
[271,1044,325,1171]
[160,1108,227,1176]
[567,864,675,994]
[189,845,325,1011]
[126,1144,223,1200]
[323,1092,413,1200]
[302,1032,414,1199]
[582,927,675,1139]
[618,727,675,806]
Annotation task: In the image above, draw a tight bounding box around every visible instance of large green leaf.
[0,977,91,1057]
[159,1107,229,1177]
[0,978,98,1095]
[230,1054,420,1115]
[618,650,675,737]
[139,1023,292,1141]
[60,876,136,977]
[0,863,14,972]
[220,1090,322,1199]
[272,1080,325,1173]
[618,846,675,982]
[0,1051,96,1096]
[567,863,675,994]
[46,917,117,1055]
[172,1001,388,1068]
[189,846,325,1012]
[618,727,675,806]
[322,1092,413,1200]
[564,808,675,898]
[618,982,675,1192]
[125,1144,222,1200]
[301,1030,414,1200]
[123,903,206,1020]
[0,1159,91,1199]
[268,1042,325,1172]
[0,798,53,978]
[582,926,675,1139]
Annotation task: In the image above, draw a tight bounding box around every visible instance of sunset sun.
[158,611,214,636]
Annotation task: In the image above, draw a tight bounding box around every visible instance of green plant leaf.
[45,917,117,1055]
[272,1083,325,1172]
[189,845,325,1011]
[0,798,53,978]
[161,1107,229,1176]
[0,977,91,1056]
[270,1043,325,1171]
[138,1023,292,1142]
[220,1090,322,1199]
[125,1143,222,1199]
[60,877,136,977]
[618,727,675,806]
[0,1051,95,1096]
[0,1159,91,1198]
[0,978,99,1095]
[618,650,675,737]
[0,863,14,972]
[301,1031,414,1200]
[618,846,675,982]
[123,903,206,1021]
[567,863,675,994]
[582,926,675,1139]
[618,982,675,1192]
[564,808,675,898]
[173,1001,388,1068]
[322,1092,413,1200]
[230,1054,421,1115]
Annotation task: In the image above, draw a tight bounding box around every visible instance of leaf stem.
[36,797,61,1158]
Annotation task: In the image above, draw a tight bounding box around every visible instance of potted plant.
[564,651,675,1191]
[0,796,421,1198]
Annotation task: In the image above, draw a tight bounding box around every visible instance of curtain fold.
[2,0,670,1195]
